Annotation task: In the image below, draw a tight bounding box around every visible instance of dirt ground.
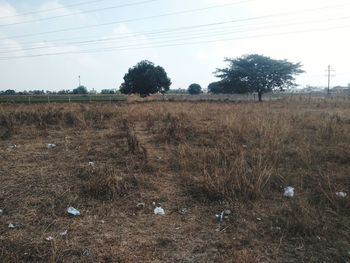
[0,100,349,262]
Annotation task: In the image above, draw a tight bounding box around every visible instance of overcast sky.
[0,0,349,91]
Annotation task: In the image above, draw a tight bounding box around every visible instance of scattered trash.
[67,207,80,216]
[283,186,295,197]
[60,230,68,236]
[154,207,165,216]
[179,208,188,215]
[88,161,95,167]
[216,211,225,222]
[46,236,54,241]
[242,145,248,148]
[136,202,145,209]
[8,223,23,229]
[47,144,57,149]
[336,192,347,198]
[257,217,262,221]
[224,209,232,216]
[8,144,17,149]
[216,209,232,222]
[152,201,156,206]
[0,209,3,216]
[83,249,91,257]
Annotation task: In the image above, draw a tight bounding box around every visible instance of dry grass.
[0,98,350,262]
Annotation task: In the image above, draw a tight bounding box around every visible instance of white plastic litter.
[154,207,165,216]
[60,230,68,236]
[88,161,95,167]
[336,192,347,198]
[46,236,54,241]
[224,209,232,216]
[8,223,22,229]
[215,211,225,222]
[48,144,57,149]
[0,209,3,216]
[67,207,80,216]
[8,144,17,149]
[284,187,295,197]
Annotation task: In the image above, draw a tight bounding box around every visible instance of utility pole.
[326,65,336,96]
[78,75,81,86]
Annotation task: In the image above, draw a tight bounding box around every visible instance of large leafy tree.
[214,54,304,101]
[120,60,171,96]
[188,83,202,95]
[72,85,88,94]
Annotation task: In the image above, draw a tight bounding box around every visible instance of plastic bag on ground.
[154,207,165,216]
[336,192,347,198]
[67,207,80,216]
[284,187,294,197]
[48,144,57,149]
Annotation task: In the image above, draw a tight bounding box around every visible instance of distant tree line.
[118,55,304,101]
[0,87,119,95]
[1,54,305,101]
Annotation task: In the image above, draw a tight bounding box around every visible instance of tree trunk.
[258,91,262,102]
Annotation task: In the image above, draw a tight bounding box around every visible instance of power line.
[1,1,347,41]
[2,14,350,54]
[0,1,108,20]
[0,0,109,19]
[1,24,349,61]
[0,0,159,27]
[9,7,349,49]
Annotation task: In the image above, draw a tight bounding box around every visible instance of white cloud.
[37,1,83,18]
[0,2,24,25]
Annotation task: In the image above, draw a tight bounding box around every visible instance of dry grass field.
[0,98,350,262]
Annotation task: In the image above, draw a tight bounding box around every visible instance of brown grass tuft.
[78,165,140,200]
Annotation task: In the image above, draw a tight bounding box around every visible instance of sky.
[0,0,349,92]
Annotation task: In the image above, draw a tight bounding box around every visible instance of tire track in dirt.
[131,121,228,262]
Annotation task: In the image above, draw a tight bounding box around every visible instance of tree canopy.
[213,54,304,101]
[120,60,171,96]
[73,86,88,95]
[188,83,202,95]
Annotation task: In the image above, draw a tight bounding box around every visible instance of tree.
[2,89,16,95]
[101,89,116,94]
[120,60,171,96]
[188,83,202,95]
[208,81,229,94]
[57,89,71,95]
[214,54,304,101]
[73,85,88,95]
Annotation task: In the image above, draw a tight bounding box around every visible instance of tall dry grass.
[143,100,350,205]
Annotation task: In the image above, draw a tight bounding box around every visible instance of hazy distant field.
[0,98,349,262]
[1,92,349,105]
[0,94,127,104]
